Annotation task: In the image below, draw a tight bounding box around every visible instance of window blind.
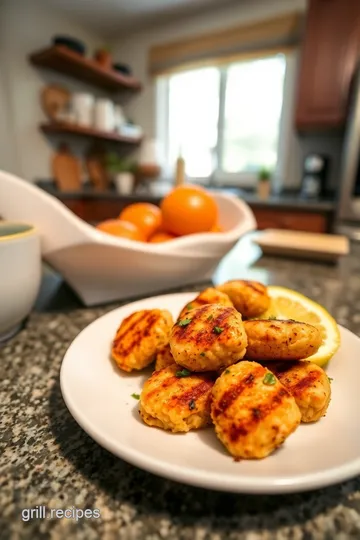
[149,12,303,76]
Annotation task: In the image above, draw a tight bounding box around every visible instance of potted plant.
[105,153,136,195]
[94,45,112,69]
[257,167,272,199]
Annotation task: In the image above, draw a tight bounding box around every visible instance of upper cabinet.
[295,0,360,131]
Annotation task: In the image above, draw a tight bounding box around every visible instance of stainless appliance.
[301,154,329,198]
[336,64,360,239]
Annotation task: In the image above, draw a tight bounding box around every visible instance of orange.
[160,185,217,236]
[148,231,177,243]
[96,219,145,241]
[119,203,162,240]
[210,222,224,232]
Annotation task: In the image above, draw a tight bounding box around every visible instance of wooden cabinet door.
[295,0,360,130]
[252,208,329,233]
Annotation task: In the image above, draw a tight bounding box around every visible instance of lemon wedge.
[261,286,340,367]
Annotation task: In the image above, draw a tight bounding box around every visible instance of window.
[157,53,288,186]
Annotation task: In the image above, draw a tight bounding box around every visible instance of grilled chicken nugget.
[244,320,322,361]
[170,304,247,372]
[112,309,173,372]
[211,361,301,459]
[217,280,270,318]
[178,287,233,320]
[140,364,215,432]
[155,343,175,370]
[262,361,331,422]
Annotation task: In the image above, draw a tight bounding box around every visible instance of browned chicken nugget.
[178,287,233,320]
[140,364,215,432]
[211,361,301,459]
[155,343,175,370]
[261,360,331,422]
[217,280,270,318]
[244,320,322,361]
[170,304,247,372]
[112,309,173,372]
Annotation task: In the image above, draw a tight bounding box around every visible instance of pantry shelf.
[29,46,142,92]
[40,122,143,145]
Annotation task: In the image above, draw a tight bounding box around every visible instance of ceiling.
[48,0,234,39]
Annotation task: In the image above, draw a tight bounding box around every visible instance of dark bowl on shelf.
[52,36,86,56]
[112,62,132,76]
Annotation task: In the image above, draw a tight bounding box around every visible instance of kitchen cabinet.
[295,0,360,130]
[55,193,333,233]
[251,208,331,233]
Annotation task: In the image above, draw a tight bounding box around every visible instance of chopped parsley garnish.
[267,315,277,320]
[207,315,214,321]
[328,377,333,383]
[200,352,206,357]
[213,326,224,334]
[178,318,192,327]
[186,303,194,310]
[225,369,231,374]
[189,399,196,410]
[176,369,191,378]
[131,393,140,400]
[263,373,276,386]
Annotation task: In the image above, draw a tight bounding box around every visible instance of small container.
[114,105,126,132]
[94,49,112,69]
[94,99,115,132]
[72,93,94,127]
[114,172,134,195]
[0,222,41,341]
[257,180,271,200]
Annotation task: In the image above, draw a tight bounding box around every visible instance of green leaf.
[131,393,140,400]
[213,326,224,334]
[178,318,192,327]
[263,373,276,386]
[258,166,271,181]
[176,369,191,378]
[328,377,333,383]
[207,315,213,321]
[186,303,194,310]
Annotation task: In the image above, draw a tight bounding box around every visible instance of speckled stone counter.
[2,237,360,540]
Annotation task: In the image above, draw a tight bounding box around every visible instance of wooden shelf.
[29,46,142,92]
[40,122,143,145]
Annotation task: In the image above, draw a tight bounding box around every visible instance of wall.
[111,0,343,192]
[0,0,102,181]
[111,0,307,141]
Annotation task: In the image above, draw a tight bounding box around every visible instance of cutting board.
[41,85,70,121]
[52,144,82,192]
[85,150,110,191]
[253,229,349,262]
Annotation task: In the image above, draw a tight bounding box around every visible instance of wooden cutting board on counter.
[253,229,350,262]
[52,144,82,192]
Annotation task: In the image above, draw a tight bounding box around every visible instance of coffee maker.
[301,153,329,198]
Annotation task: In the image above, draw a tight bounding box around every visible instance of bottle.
[175,149,185,187]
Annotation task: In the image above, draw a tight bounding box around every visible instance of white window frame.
[156,51,296,189]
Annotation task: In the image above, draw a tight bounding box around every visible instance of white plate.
[60,292,360,494]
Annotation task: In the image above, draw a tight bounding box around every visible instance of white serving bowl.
[0,171,256,306]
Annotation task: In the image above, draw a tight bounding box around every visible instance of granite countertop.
[1,237,360,540]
